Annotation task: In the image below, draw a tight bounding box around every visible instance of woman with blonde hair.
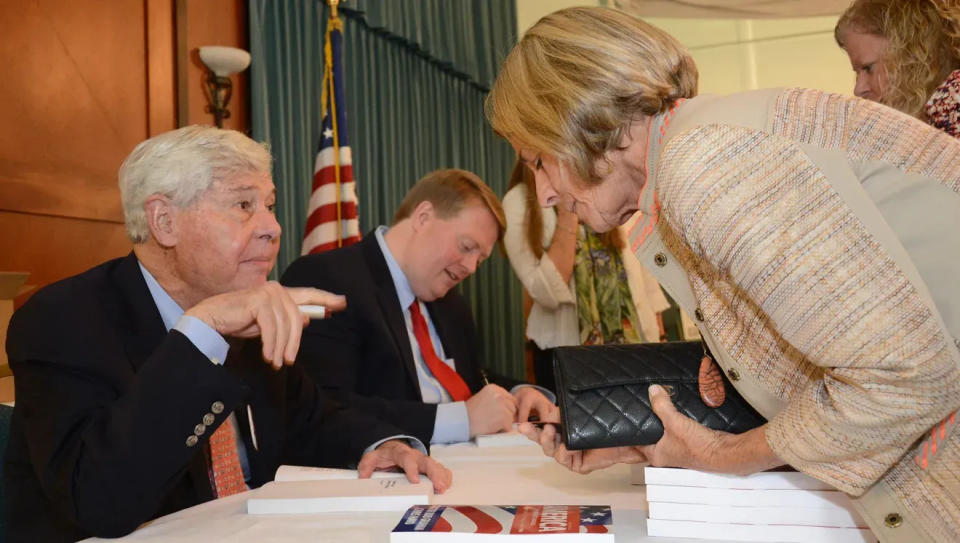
[836,0,960,135]
[489,6,960,542]
[502,160,670,391]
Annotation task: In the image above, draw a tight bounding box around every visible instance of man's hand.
[517,421,645,474]
[513,387,557,423]
[465,384,518,437]
[358,440,452,494]
[184,282,346,369]
[638,384,782,475]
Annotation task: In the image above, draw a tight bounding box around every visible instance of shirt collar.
[138,261,184,332]
[374,225,416,310]
[627,98,687,250]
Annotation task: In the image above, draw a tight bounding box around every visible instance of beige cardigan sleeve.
[657,124,960,495]
[502,185,575,310]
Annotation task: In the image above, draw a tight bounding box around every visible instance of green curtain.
[249,0,526,379]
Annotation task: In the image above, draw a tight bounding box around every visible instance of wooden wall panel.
[0,212,132,306]
[0,0,249,311]
[0,0,147,223]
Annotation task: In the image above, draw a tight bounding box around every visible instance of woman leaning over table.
[487,6,960,542]
[502,160,670,392]
[836,0,960,136]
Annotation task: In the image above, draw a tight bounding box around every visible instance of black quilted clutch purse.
[553,341,765,450]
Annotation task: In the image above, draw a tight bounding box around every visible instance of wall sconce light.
[198,46,251,128]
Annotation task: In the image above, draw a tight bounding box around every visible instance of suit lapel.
[360,234,421,392]
[113,253,169,373]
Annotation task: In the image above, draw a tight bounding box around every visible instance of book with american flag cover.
[390,505,613,541]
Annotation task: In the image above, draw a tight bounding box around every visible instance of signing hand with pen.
[466,384,517,437]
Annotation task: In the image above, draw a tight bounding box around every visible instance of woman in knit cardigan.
[488,7,960,542]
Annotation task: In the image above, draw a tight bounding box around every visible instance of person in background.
[282,169,556,447]
[4,126,450,542]
[836,0,960,136]
[487,6,960,542]
[502,160,670,391]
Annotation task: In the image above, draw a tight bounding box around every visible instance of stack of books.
[640,466,877,542]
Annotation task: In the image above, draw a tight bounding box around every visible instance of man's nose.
[464,253,480,275]
[258,210,282,241]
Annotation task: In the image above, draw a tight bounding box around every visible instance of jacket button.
[203,413,215,426]
[186,435,199,447]
[884,513,902,528]
[694,308,704,321]
[654,253,667,267]
[211,401,225,414]
[194,424,206,436]
[727,368,741,381]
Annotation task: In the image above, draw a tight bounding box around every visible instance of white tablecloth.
[86,441,723,542]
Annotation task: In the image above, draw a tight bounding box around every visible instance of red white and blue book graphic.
[391,505,613,540]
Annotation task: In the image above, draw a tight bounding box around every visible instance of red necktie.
[409,301,472,401]
[208,417,248,498]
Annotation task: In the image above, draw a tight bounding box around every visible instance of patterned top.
[631,88,960,542]
[924,70,960,138]
[573,227,642,345]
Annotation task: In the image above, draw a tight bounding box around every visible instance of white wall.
[514,1,855,97]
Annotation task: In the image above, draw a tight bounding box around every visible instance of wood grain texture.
[0,0,148,223]
[0,211,132,308]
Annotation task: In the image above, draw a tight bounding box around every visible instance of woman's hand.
[518,420,646,474]
[638,385,783,475]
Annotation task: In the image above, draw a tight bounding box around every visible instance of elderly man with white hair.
[3,126,451,543]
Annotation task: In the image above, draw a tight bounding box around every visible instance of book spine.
[647,502,866,528]
[642,467,833,490]
[645,485,854,509]
[646,519,876,543]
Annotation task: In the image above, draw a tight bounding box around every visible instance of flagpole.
[326,0,343,247]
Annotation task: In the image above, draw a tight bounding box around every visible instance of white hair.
[118,125,272,243]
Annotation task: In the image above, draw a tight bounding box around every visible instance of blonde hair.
[393,169,506,241]
[836,0,960,118]
[486,6,697,185]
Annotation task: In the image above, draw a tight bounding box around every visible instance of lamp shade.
[198,46,251,77]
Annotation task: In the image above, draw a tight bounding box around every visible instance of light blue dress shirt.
[138,261,423,483]
[374,227,555,444]
[375,227,471,444]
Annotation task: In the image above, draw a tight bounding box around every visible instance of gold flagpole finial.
[327,0,340,19]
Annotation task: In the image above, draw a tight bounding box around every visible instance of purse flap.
[553,341,704,392]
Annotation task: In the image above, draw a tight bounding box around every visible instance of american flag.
[301,15,361,256]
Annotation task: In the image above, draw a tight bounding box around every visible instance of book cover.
[246,478,431,515]
[646,518,876,543]
[391,505,613,541]
[273,465,408,481]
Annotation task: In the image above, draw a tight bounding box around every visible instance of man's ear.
[410,200,435,233]
[144,194,178,247]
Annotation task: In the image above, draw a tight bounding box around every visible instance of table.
[87,440,723,542]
